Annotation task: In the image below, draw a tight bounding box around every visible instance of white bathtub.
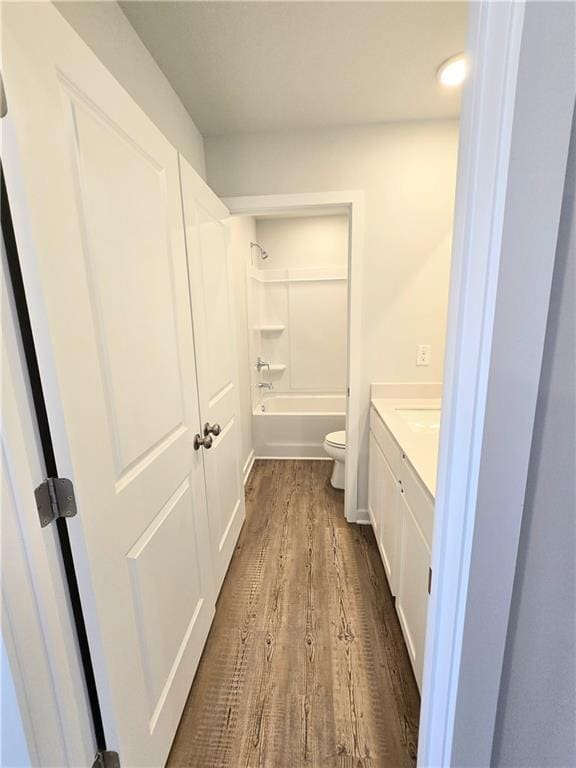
[254,394,346,458]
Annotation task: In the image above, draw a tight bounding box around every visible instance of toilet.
[323,430,346,489]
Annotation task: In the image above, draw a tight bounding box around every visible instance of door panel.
[379,448,401,596]
[180,158,245,593]
[126,479,202,721]
[369,431,401,596]
[198,208,234,396]
[368,432,380,539]
[3,5,215,765]
[396,492,431,691]
[70,92,186,479]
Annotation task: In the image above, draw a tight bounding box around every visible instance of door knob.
[204,422,221,437]
[193,433,213,451]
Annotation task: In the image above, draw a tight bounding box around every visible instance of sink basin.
[395,408,441,434]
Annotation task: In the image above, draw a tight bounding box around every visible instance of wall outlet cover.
[416,344,431,366]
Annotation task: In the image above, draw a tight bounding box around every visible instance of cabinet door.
[368,432,381,540]
[379,448,401,596]
[369,431,401,595]
[396,491,431,690]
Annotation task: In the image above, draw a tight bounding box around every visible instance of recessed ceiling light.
[437,53,467,88]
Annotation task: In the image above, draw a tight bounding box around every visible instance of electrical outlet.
[416,344,431,366]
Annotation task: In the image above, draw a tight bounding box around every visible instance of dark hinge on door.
[428,567,433,595]
[34,477,77,527]
[0,69,7,118]
[92,750,121,768]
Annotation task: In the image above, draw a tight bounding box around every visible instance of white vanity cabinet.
[368,404,434,691]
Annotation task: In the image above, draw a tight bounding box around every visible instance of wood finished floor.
[167,460,420,768]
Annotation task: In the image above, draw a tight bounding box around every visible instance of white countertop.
[371,397,441,498]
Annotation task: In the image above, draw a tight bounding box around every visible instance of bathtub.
[254,394,346,458]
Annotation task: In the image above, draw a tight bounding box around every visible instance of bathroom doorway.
[248,213,349,457]
[225,192,365,522]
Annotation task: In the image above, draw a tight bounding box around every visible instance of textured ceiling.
[121,1,468,136]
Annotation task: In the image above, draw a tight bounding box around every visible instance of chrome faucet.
[256,356,270,372]
[257,382,273,390]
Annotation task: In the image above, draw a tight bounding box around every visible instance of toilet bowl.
[323,430,346,489]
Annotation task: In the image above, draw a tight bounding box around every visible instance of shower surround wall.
[248,214,349,457]
[251,214,348,400]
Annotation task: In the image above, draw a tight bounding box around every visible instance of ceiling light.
[437,54,467,87]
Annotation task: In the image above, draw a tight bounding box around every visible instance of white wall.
[491,104,576,768]
[54,1,206,179]
[228,215,256,480]
[254,214,349,269]
[207,121,458,509]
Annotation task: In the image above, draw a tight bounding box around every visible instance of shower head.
[250,241,269,260]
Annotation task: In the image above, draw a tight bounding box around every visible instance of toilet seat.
[325,430,346,448]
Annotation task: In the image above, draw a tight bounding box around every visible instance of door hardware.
[204,422,221,437]
[193,433,213,450]
[35,477,77,528]
[0,70,7,118]
[92,751,120,768]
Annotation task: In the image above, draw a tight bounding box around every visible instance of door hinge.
[92,751,120,768]
[347,387,350,396]
[0,70,7,118]
[34,477,77,528]
[428,567,432,595]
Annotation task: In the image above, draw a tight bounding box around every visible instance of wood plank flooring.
[167,460,420,768]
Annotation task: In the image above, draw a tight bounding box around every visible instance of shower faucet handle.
[256,356,270,371]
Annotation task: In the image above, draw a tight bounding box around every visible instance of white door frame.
[419,2,575,766]
[223,191,365,524]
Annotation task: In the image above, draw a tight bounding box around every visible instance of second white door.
[180,157,246,593]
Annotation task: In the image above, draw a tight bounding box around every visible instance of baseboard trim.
[243,450,255,486]
[355,509,371,525]
[255,456,332,461]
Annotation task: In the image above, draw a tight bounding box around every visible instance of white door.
[2,242,95,768]
[180,157,246,593]
[3,5,215,765]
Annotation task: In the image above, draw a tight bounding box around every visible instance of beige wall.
[55,1,206,178]
[207,120,458,509]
